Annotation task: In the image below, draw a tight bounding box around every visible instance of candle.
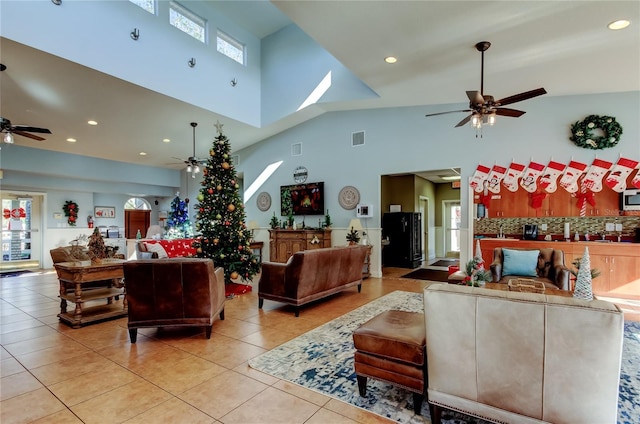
[564,222,570,239]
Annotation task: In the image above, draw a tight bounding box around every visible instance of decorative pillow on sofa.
[144,242,168,259]
[502,248,539,277]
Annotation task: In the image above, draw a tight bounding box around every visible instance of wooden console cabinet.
[268,229,332,263]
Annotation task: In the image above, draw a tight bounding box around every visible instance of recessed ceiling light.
[87,120,98,125]
[66,138,76,143]
[162,138,171,143]
[384,56,397,64]
[608,19,630,30]
[139,152,147,156]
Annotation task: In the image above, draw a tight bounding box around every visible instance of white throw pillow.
[144,242,168,259]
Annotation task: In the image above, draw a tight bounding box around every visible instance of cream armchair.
[424,284,624,424]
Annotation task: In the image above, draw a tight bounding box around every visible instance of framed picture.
[94,206,116,218]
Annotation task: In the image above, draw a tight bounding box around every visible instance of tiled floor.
[1,267,638,424]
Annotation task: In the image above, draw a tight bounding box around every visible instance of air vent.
[230,155,239,166]
[352,131,365,147]
[291,143,302,156]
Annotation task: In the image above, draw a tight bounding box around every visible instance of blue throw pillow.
[502,248,539,277]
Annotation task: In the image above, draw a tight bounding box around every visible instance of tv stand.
[268,229,332,263]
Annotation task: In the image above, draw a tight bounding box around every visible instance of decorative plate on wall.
[338,186,360,210]
[256,192,271,211]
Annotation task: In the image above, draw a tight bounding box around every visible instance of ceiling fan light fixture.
[193,164,200,174]
[186,164,192,173]
[4,132,14,144]
[487,113,496,126]
[471,114,481,128]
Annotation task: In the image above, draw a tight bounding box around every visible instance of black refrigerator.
[382,212,422,268]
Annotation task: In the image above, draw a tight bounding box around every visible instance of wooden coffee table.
[54,259,127,327]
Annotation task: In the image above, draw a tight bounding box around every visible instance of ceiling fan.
[173,122,207,178]
[1,117,52,144]
[425,41,547,130]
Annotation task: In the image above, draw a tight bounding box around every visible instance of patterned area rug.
[249,291,640,424]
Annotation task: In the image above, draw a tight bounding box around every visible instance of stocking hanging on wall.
[520,161,546,193]
[632,167,640,189]
[582,158,613,192]
[604,157,639,192]
[501,161,526,192]
[539,161,566,193]
[559,160,588,193]
[486,164,507,194]
[470,164,491,193]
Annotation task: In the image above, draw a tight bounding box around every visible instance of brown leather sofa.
[258,245,369,316]
[490,247,570,290]
[424,284,624,424]
[123,258,225,342]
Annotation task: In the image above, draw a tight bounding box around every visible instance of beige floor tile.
[70,379,172,424]
[240,326,298,350]
[211,316,263,339]
[48,362,138,405]
[30,351,115,385]
[12,339,91,369]
[123,397,216,424]
[0,311,35,324]
[306,407,360,424]
[273,380,331,407]
[96,338,179,366]
[2,332,71,356]
[0,370,44,401]
[173,335,267,369]
[31,408,85,423]
[324,398,395,423]
[0,387,66,424]
[232,362,280,386]
[179,369,268,419]
[1,357,25,377]
[0,317,46,335]
[220,386,320,424]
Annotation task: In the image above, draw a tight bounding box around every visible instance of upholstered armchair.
[490,247,570,290]
[123,258,225,342]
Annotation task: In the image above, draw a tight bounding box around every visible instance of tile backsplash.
[474,216,640,239]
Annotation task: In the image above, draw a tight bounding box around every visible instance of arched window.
[124,198,151,210]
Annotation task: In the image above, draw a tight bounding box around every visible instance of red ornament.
[238,245,243,250]
[208,188,214,194]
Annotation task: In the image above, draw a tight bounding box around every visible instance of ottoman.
[353,310,431,416]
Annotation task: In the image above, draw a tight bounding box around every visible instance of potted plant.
[346,227,360,245]
[463,257,492,287]
[269,213,280,230]
[323,210,333,229]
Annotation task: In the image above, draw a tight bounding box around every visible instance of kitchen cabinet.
[269,229,332,263]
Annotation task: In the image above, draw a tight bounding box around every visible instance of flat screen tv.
[280,182,324,216]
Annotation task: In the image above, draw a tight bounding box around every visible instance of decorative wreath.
[570,114,622,150]
[63,200,78,226]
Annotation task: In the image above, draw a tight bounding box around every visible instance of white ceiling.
[1,1,638,178]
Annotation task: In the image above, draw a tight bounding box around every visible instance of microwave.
[621,189,640,211]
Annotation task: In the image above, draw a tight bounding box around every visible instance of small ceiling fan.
[425,41,546,130]
[1,117,52,143]
[172,122,207,178]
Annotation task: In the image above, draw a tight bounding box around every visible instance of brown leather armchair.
[490,247,570,290]
[123,258,225,342]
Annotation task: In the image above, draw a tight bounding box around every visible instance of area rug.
[249,291,640,424]
[429,259,459,268]
[225,282,252,298]
[0,270,35,278]
[401,269,450,282]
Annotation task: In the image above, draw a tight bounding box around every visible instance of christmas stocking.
[539,161,566,193]
[501,161,526,192]
[582,158,613,192]
[520,161,546,193]
[632,168,640,189]
[486,164,507,194]
[559,160,588,193]
[605,157,639,192]
[470,164,491,193]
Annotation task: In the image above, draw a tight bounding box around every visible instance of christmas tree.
[193,121,260,283]
[165,193,193,239]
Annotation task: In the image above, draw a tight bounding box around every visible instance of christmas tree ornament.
[520,161,546,193]
[559,160,588,193]
[230,271,239,280]
[222,162,230,169]
[582,158,613,192]
[217,185,222,191]
[197,193,204,201]
[470,164,491,193]
[486,164,507,194]
[538,160,566,193]
[501,161,526,192]
[573,247,594,301]
[604,157,639,192]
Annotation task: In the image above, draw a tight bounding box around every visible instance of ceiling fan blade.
[495,108,526,117]
[455,114,473,128]
[425,109,471,117]
[495,88,546,107]
[13,131,46,141]
[466,91,484,106]
[12,125,51,134]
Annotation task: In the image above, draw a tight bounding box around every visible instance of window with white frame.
[129,0,155,14]
[169,1,206,43]
[217,30,245,65]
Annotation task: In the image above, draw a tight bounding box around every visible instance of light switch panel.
[540,223,548,231]
[615,223,623,231]
[605,223,615,231]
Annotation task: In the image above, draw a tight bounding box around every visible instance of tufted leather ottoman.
[353,310,432,416]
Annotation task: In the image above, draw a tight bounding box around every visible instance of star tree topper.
[214,120,224,135]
